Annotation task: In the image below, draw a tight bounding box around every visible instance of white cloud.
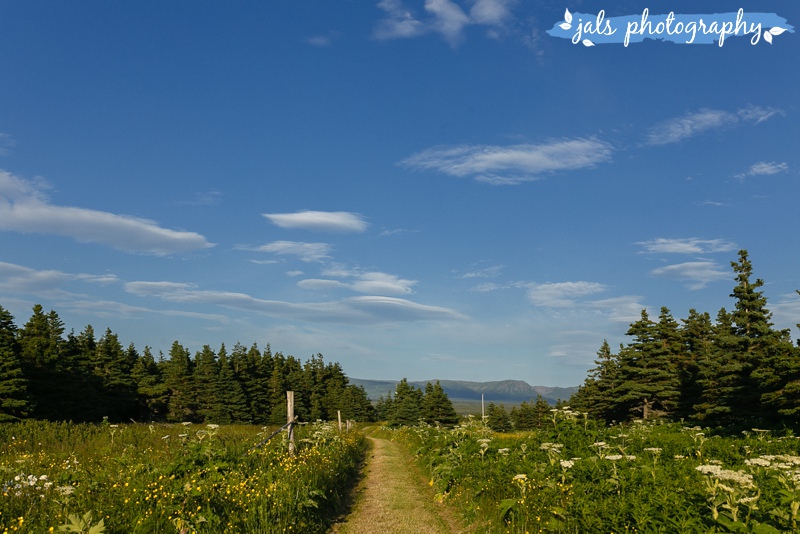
[646,106,783,146]
[0,261,119,298]
[286,270,304,277]
[636,238,737,255]
[651,261,729,290]
[247,241,333,262]
[374,0,426,39]
[470,282,500,292]
[646,109,738,145]
[374,0,517,45]
[263,210,368,232]
[736,161,789,180]
[401,138,612,185]
[527,281,607,307]
[587,296,645,324]
[62,299,228,322]
[425,0,470,45]
[461,265,503,279]
[469,0,515,26]
[737,105,784,124]
[298,279,350,290]
[0,170,214,255]
[125,280,464,324]
[299,270,418,296]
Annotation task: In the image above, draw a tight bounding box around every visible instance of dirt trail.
[330,436,464,534]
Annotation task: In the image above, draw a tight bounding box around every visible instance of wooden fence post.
[287,391,295,455]
[337,410,342,432]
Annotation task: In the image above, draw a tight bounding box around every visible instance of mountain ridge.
[349,378,578,407]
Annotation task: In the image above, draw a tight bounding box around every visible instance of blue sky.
[1,1,798,387]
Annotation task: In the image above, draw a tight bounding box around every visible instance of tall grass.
[394,410,800,533]
[0,420,367,533]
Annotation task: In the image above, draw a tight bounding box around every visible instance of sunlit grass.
[0,420,366,533]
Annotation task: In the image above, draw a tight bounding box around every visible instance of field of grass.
[392,410,800,533]
[0,420,367,533]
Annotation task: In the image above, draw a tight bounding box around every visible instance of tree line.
[570,250,800,429]
[0,304,376,424]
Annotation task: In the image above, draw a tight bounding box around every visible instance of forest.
[0,304,378,424]
[569,249,800,429]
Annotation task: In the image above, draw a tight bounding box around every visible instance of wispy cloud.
[374,0,427,40]
[526,281,607,307]
[299,270,418,296]
[651,261,729,290]
[461,265,504,279]
[645,106,783,146]
[636,238,737,255]
[586,296,645,324]
[126,280,464,324]
[401,138,612,185]
[0,133,14,156]
[374,0,517,45]
[0,261,117,298]
[176,191,223,206]
[735,161,789,180]
[0,170,214,255]
[263,210,368,232]
[243,241,333,262]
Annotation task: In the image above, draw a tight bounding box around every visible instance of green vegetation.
[395,409,800,533]
[0,419,367,533]
[571,250,800,429]
[0,305,375,425]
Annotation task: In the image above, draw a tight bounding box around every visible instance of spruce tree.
[0,306,28,421]
[421,381,459,426]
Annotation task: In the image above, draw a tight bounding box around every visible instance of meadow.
[392,408,800,533]
[0,419,366,533]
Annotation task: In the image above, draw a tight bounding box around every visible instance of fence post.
[287,391,295,455]
[337,410,342,432]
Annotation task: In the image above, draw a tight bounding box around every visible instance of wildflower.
[606,455,623,461]
[513,474,528,481]
[560,460,574,469]
[745,458,771,467]
[643,447,662,454]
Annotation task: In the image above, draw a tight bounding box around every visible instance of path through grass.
[331,435,464,534]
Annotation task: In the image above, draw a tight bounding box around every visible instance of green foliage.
[0,303,375,425]
[393,411,800,533]
[0,420,367,533]
[573,250,800,429]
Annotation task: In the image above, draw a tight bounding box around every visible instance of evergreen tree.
[216,345,250,423]
[93,329,137,421]
[389,378,422,426]
[17,305,65,420]
[131,346,168,421]
[421,381,459,426]
[511,395,551,430]
[613,309,681,420]
[677,309,713,420]
[571,340,621,422]
[0,306,28,421]
[486,402,511,432]
[193,345,220,422]
[163,341,196,422]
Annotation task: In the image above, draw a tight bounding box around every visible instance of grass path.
[330,435,465,534]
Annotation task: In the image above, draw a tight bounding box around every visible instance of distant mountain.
[349,378,578,408]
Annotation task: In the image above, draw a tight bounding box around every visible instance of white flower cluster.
[695,464,755,488]
[2,473,53,497]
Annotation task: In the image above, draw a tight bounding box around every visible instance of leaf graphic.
[764,31,773,44]
[769,27,787,36]
[565,8,572,24]
[559,22,571,30]
[582,39,595,47]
